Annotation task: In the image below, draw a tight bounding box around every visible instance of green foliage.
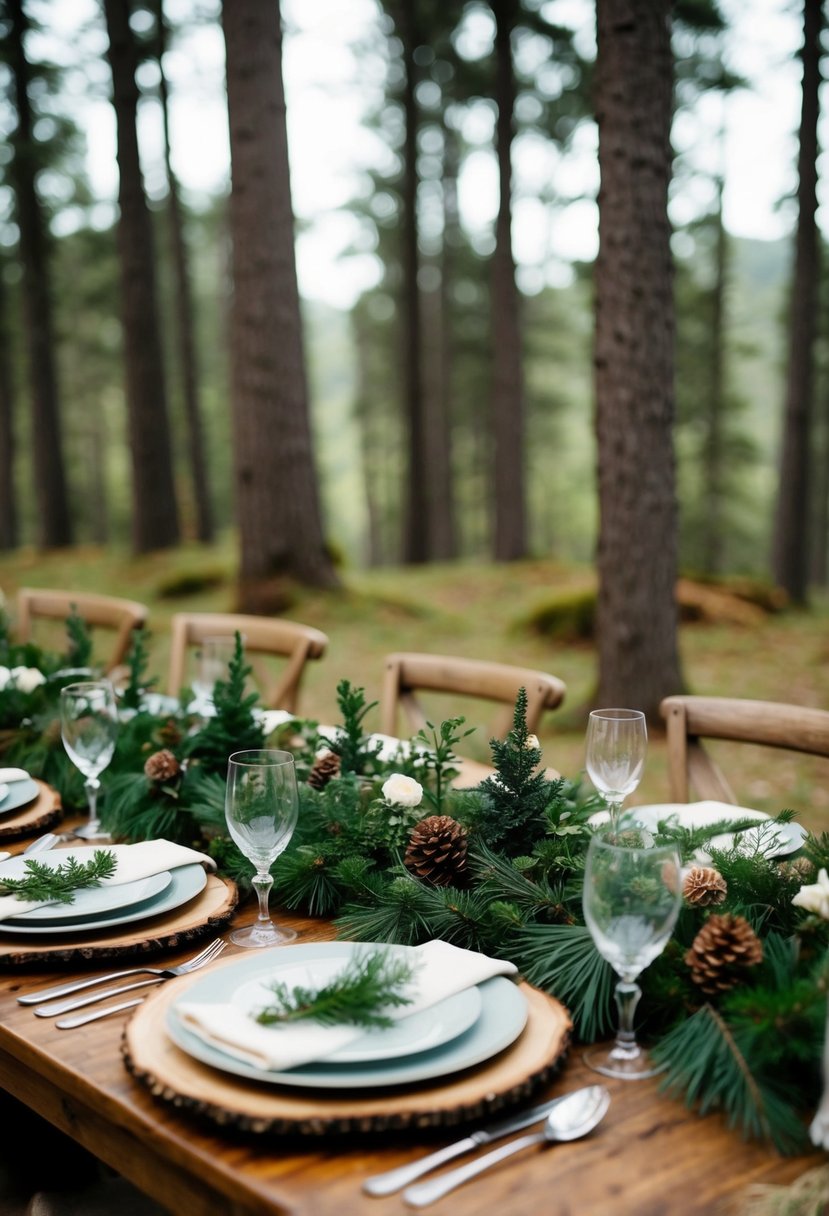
[65,610,93,669]
[327,679,381,775]
[0,850,117,903]
[254,948,415,1029]
[185,633,264,776]
[118,627,157,711]
[515,922,617,1042]
[412,716,472,815]
[518,589,596,642]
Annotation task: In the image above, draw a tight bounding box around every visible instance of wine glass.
[190,636,236,715]
[225,749,299,948]
[585,708,647,830]
[59,681,118,842]
[582,829,682,1079]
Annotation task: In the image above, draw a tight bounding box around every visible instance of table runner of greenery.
[0,618,827,1154]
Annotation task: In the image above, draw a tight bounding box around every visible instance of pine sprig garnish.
[0,850,117,904]
[254,949,416,1029]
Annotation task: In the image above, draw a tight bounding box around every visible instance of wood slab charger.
[0,874,237,968]
[123,964,572,1136]
[0,779,62,841]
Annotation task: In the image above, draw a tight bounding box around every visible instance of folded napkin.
[0,839,215,921]
[0,769,31,784]
[175,939,517,1072]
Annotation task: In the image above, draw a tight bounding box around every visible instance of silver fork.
[19,938,227,1008]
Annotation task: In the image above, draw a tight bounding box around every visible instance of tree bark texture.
[222,0,338,601]
[491,0,527,561]
[103,0,181,553]
[8,0,72,548]
[0,269,18,550]
[772,0,821,604]
[701,168,726,575]
[594,0,683,718]
[154,0,214,545]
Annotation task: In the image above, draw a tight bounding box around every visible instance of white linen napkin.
[0,839,215,921]
[0,769,31,783]
[175,939,518,1071]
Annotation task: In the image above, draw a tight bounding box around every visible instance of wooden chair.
[380,652,567,743]
[660,694,829,803]
[167,613,329,712]
[16,588,148,675]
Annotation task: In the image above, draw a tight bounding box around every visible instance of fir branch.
[0,851,117,903]
[185,633,264,776]
[254,948,415,1029]
[327,680,381,775]
[118,627,157,711]
[65,609,93,669]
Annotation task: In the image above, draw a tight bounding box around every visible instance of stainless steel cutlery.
[55,997,147,1028]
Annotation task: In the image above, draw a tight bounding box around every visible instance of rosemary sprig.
[0,851,118,904]
[254,949,417,1029]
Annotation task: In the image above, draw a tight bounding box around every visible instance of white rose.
[381,773,423,808]
[525,734,540,750]
[793,868,829,919]
[0,666,10,691]
[9,666,46,693]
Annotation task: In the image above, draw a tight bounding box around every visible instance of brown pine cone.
[685,913,763,996]
[404,815,469,887]
[307,750,341,790]
[683,866,727,906]
[143,749,182,783]
[156,718,184,748]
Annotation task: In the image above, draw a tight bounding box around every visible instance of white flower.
[8,666,46,693]
[792,868,829,920]
[382,773,423,808]
[0,666,10,691]
[525,734,540,750]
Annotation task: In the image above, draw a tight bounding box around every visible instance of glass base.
[72,821,112,843]
[583,1043,666,1081]
[229,920,297,949]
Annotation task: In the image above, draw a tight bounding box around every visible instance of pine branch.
[185,632,264,776]
[327,680,381,775]
[0,851,117,903]
[65,609,93,669]
[254,949,415,1029]
[514,922,616,1041]
[118,627,156,711]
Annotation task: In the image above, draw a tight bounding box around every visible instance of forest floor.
[2,537,828,831]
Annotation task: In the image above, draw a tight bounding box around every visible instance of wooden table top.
[0,896,822,1216]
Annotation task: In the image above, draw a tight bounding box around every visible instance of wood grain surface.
[0,905,823,1216]
[0,778,63,840]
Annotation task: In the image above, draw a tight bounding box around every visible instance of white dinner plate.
[0,861,206,935]
[591,801,807,860]
[0,778,40,818]
[0,785,8,807]
[5,871,172,924]
[167,942,528,1089]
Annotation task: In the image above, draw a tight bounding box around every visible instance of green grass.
[2,538,828,830]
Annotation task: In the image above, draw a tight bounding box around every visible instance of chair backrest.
[380,652,566,741]
[16,588,148,675]
[660,694,829,803]
[167,612,328,712]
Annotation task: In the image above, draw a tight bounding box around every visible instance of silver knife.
[362,1091,571,1196]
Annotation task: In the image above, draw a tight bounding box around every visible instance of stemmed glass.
[585,708,647,830]
[59,681,119,842]
[582,830,682,1079]
[225,749,299,948]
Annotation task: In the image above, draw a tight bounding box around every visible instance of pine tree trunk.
[812,387,829,586]
[0,268,17,550]
[154,0,214,544]
[8,0,72,549]
[701,168,727,575]
[772,0,821,604]
[103,0,181,554]
[222,0,339,605]
[491,0,527,561]
[594,0,683,718]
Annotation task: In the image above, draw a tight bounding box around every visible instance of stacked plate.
[590,800,807,861]
[0,776,42,820]
[0,846,207,937]
[167,941,529,1090]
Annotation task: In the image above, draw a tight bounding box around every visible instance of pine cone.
[404,815,469,887]
[156,718,184,748]
[144,749,182,783]
[307,750,341,790]
[683,866,727,906]
[784,856,817,883]
[685,913,763,996]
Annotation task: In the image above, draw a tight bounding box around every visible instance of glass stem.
[607,798,622,831]
[252,873,274,925]
[614,980,642,1054]
[84,777,101,829]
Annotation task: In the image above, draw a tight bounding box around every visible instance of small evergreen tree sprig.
[186,632,264,777]
[118,627,157,711]
[65,609,93,669]
[0,850,117,903]
[327,679,381,775]
[470,688,560,856]
[254,948,416,1029]
[412,716,472,815]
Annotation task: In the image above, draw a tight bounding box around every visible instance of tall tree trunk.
[594,0,683,719]
[103,0,181,554]
[8,0,72,548]
[772,0,821,604]
[396,0,429,564]
[153,0,214,544]
[491,0,527,560]
[0,269,18,550]
[222,0,338,605]
[700,166,727,575]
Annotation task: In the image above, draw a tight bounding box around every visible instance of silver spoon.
[402,1084,611,1208]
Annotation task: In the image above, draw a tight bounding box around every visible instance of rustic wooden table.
[0,897,822,1216]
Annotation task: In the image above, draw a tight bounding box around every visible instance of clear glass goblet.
[225,749,299,948]
[585,708,647,830]
[59,680,118,842]
[582,829,682,1079]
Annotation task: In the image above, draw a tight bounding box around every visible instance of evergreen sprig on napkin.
[0,850,117,903]
[254,949,416,1030]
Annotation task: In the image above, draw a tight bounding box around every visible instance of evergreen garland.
[118,627,157,711]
